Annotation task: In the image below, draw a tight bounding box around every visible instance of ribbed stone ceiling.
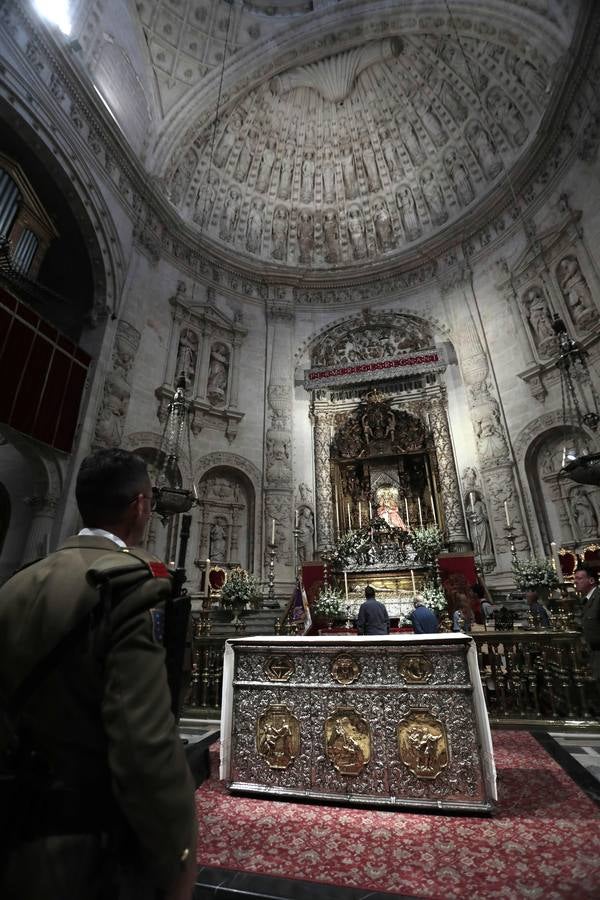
[159,6,571,273]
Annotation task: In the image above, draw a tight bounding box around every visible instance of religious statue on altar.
[375,484,407,529]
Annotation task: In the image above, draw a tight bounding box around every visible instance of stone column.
[21,495,58,563]
[429,395,469,549]
[312,410,334,552]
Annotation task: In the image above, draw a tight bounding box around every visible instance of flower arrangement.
[418,582,447,615]
[511,557,560,592]
[220,567,261,610]
[331,529,370,567]
[313,586,347,622]
[410,526,445,567]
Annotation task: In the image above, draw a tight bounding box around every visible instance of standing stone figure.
[396,185,421,240]
[341,145,358,199]
[465,120,503,180]
[347,205,367,259]
[323,209,339,263]
[420,168,448,225]
[219,188,241,241]
[322,146,336,203]
[557,255,595,327]
[256,139,276,193]
[362,141,381,191]
[297,210,314,264]
[271,206,289,260]
[277,144,294,200]
[246,200,264,254]
[523,286,555,354]
[207,343,230,406]
[300,151,315,203]
[444,149,474,207]
[373,199,395,251]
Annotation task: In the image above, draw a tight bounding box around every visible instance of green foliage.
[511,557,560,591]
[410,526,445,567]
[313,586,347,622]
[220,567,260,609]
[331,529,370,567]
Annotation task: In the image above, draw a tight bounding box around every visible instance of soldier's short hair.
[575,564,599,583]
[365,585,376,599]
[76,448,150,525]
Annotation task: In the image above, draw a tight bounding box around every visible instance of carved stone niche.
[155,283,248,443]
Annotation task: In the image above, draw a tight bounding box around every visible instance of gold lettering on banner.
[331,655,361,685]
[398,654,433,683]
[397,710,449,780]
[264,655,295,681]
[257,705,300,769]
[325,707,371,775]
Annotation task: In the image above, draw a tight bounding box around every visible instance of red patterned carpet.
[195,732,600,898]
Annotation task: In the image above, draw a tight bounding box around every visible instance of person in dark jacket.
[410,598,439,634]
[357,585,390,635]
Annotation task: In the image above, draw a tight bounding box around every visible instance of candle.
[404,497,411,529]
[271,518,276,544]
[470,491,476,514]
[295,508,299,528]
[410,568,417,594]
[358,502,362,529]
[417,497,423,528]
[347,502,352,532]
[343,571,349,602]
[430,495,437,525]
[550,541,562,577]
[368,500,373,521]
[335,484,340,532]
[504,500,511,527]
[205,558,210,597]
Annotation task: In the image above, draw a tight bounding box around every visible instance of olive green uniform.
[581,585,600,681]
[0,535,197,899]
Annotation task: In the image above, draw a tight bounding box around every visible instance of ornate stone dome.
[159,1,578,275]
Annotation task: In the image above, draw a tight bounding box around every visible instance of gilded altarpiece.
[222,635,496,812]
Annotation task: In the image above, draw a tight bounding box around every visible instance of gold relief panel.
[257,704,300,770]
[264,655,295,681]
[397,710,449,780]
[325,707,371,776]
[398,654,433,683]
[331,654,361,685]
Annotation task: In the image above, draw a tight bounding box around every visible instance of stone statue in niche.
[505,51,547,97]
[569,486,598,539]
[175,328,198,386]
[439,40,488,93]
[557,255,595,327]
[487,87,528,146]
[440,81,467,122]
[193,171,219,226]
[398,117,424,165]
[396,185,422,241]
[322,146,336,203]
[207,342,230,406]
[465,120,503,180]
[95,373,130,447]
[277,144,294,200]
[420,168,448,225]
[467,492,494,558]
[323,209,339,263]
[297,210,314,264]
[522,286,555,354]
[421,104,447,147]
[233,130,256,183]
[362,141,381,191]
[209,521,227,562]
[266,432,291,482]
[298,482,312,504]
[219,188,241,241]
[444,149,474,207]
[271,206,289,260]
[300,151,315,203]
[347,205,367,259]
[379,128,403,179]
[213,111,243,168]
[246,199,264,254]
[474,407,508,461]
[256,139,276,193]
[341,145,358,199]
[296,505,314,564]
[373,198,395,251]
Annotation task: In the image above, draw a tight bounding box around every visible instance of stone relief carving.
[300,151,315,203]
[311,313,433,367]
[322,146,336,203]
[94,321,140,449]
[341,145,358,199]
[266,430,291,484]
[373,198,395,252]
[396,185,422,241]
[207,342,230,407]
[465,121,502,180]
[256,139,276,193]
[246,199,264,254]
[193,171,219,226]
[420,168,448,226]
[398,117,425,165]
[277,144,294,200]
[521,286,555,356]
[362,141,381,192]
[347,205,367,259]
[233,130,256,183]
[323,209,339,263]
[557,255,595,328]
[209,520,227,562]
[473,400,508,462]
[569,486,598,540]
[444,150,474,207]
[219,188,241,241]
[440,81,467,122]
[421,104,447,148]
[297,210,314,264]
[487,86,528,146]
[379,128,403,179]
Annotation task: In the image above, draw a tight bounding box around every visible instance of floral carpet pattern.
[196,732,600,898]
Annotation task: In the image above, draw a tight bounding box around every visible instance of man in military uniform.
[0,449,197,899]
[574,564,600,682]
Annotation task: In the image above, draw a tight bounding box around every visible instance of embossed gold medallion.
[264,655,295,681]
[257,704,300,769]
[398,654,433,683]
[331,654,361,685]
[325,707,371,775]
[397,710,449,780]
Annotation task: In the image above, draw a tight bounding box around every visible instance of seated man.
[357,585,390,635]
[410,598,439,634]
[526,589,550,627]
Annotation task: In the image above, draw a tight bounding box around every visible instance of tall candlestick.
[271,517,276,544]
[368,500,373,521]
[417,497,423,528]
[205,558,211,597]
[410,568,417,594]
[550,541,562,577]
[430,495,437,525]
[335,484,340,533]
[347,502,352,532]
[343,571,349,602]
[404,497,411,529]
[504,501,511,527]
[358,502,362,529]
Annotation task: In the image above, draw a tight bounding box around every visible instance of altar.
[220,633,497,813]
